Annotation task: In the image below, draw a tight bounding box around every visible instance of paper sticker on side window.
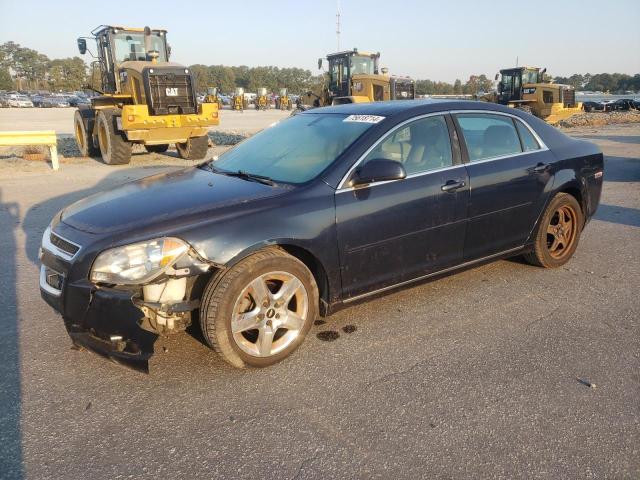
[343,115,385,124]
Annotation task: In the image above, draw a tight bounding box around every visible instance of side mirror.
[494,73,499,81]
[351,159,406,186]
[318,58,323,70]
[167,44,172,58]
[77,38,87,55]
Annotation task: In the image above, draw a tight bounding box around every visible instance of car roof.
[303,99,517,117]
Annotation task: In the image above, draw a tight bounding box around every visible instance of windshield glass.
[350,56,375,75]
[210,114,375,184]
[113,32,167,63]
[522,69,539,84]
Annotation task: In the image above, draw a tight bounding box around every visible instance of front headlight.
[90,237,189,285]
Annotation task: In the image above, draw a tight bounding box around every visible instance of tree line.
[1,41,639,95]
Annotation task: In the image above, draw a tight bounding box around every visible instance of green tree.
[47,57,87,91]
[0,68,13,90]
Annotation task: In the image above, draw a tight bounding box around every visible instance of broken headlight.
[90,237,189,285]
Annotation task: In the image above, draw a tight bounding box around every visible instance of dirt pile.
[559,110,640,128]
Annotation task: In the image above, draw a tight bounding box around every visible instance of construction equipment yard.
[0,105,638,478]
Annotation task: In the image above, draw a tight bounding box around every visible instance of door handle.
[532,162,550,173]
[441,180,466,192]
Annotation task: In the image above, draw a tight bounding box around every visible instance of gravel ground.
[0,117,638,479]
[558,110,640,128]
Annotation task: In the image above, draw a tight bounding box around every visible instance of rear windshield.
[210,114,375,184]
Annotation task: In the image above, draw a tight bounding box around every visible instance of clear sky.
[1,0,639,81]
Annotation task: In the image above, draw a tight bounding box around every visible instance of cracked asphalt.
[0,119,638,479]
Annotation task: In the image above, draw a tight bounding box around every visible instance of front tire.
[524,193,583,268]
[74,110,99,157]
[200,248,319,368]
[176,135,208,160]
[96,109,132,165]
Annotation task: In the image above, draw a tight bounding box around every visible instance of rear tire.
[96,109,131,165]
[200,248,318,368]
[74,110,99,157]
[524,193,583,268]
[176,135,208,160]
[145,144,169,154]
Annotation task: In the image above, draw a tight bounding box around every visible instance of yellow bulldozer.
[300,48,415,108]
[254,88,270,110]
[74,25,218,164]
[275,88,292,110]
[482,66,582,124]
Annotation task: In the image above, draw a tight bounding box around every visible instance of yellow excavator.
[299,48,415,108]
[74,25,218,164]
[204,87,223,110]
[482,66,583,124]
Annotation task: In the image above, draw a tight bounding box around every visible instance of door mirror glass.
[351,159,406,186]
[77,38,87,55]
[318,58,323,70]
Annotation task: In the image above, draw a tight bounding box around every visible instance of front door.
[336,114,469,299]
[454,112,554,261]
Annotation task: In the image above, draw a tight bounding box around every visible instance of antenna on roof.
[336,0,341,51]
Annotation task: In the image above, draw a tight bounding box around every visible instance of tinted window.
[362,115,453,175]
[456,114,521,161]
[515,120,540,152]
[212,114,373,184]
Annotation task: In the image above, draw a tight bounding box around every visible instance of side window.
[456,113,522,162]
[362,115,453,175]
[543,90,554,104]
[515,120,540,152]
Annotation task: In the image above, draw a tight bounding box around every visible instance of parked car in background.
[582,101,605,113]
[67,96,90,107]
[39,100,604,371]
[609,99,638,111]
[0,95,10,108]
[6,94,34,107]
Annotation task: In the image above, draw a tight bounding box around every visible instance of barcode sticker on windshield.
[343,115,385,124]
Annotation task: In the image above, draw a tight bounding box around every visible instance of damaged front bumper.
[39,228,209,373]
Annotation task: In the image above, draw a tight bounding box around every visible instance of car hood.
[61,167,288,235]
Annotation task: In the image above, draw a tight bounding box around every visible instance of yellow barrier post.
[0,130,59,170]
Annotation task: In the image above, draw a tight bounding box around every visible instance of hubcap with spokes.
[231,271,308,357]
[546,205,577,259]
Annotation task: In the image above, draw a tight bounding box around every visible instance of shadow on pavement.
[594,204,640,228]
[0,189,24,479]
[602,156,640,183]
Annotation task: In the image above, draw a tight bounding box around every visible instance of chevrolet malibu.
[39,100,604,371]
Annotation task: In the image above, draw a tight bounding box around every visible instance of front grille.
[563,88,576,108]
[147,72,197,115]
[50,232,80,256]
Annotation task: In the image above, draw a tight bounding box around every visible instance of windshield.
[113,32,167,63]
[210,114,375,184]
[350,56,375,75]
[522,69,539,84]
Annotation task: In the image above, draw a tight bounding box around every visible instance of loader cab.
[496,67,542,104]
[81,25,169,94]
[324,49,380,100]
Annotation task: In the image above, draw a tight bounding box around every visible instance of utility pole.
[336,0,341,51]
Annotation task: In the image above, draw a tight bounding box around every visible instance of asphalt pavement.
[0,123,638,479]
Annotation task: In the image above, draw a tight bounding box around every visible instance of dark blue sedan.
[39,100,604,370]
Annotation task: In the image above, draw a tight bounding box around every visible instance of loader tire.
[96,109,132,165]
[74,110,99,157]
[176,135,208,160]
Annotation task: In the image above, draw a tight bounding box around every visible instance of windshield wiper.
[206,165,274,186]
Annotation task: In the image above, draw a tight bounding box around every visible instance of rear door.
[335,114,469,299]
[453,112,554,261]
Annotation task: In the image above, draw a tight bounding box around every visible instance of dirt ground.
[0,112,639,479]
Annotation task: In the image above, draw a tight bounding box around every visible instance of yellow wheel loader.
[204,87,223,111]
[231,87,246,111]
[254,88,270,110]
[275,88,292,110]
[299,49,415,108]
[74,26,218,164]
[482,67,582,124]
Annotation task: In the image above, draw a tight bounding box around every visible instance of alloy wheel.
[546,205,578,259]
[231,271,308,357]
